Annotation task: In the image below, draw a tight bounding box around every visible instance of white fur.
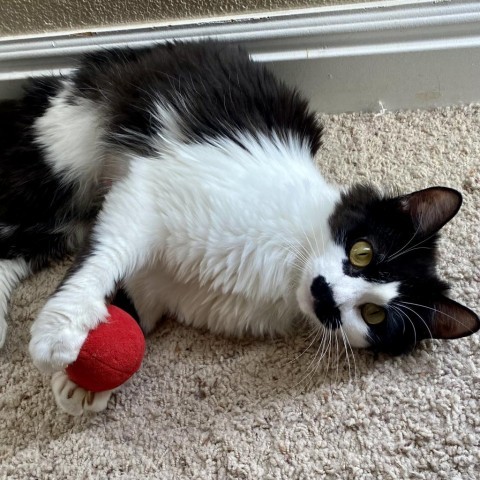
[33,82,108,209]
[0,258,30,348]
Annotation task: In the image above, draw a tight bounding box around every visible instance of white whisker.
[391,303,417,345]
[387,225,420,261]
[287,323,322,366]
[395,302,433,340]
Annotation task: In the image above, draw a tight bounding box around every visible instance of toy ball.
[66,305,145,392]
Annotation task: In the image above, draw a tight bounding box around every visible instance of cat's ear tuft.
[428,297,480,340]
[398,187,462,237]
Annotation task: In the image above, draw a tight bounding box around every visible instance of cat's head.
[296,186,479,355]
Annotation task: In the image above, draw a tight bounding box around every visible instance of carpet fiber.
[1,105,479,479]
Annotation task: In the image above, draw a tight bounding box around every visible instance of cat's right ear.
[427,296,480,340]
[397,187,462,237]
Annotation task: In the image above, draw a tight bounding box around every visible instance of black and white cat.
[0,41,478,415]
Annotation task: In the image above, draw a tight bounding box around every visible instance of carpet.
[1,105,479,479]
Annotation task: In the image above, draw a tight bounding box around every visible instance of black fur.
[69,42,323,156]
[110,288,139,322]
[311,275,341,329]
[0,79,91,270]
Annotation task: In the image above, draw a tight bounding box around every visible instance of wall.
[2,0,396,37]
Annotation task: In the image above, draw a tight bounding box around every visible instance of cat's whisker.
[399,300,465,323]
[392,303,417,345]
[302,335,324,389]
[334,329,340,385]
[284,240,310,266]
[283,247,308,276]
[398,300,475,335]
[387,225,420,261]
[315,327,332,366]
[285,249,304,268]
[389,304,407,336]
[287,323,321,366]
[295,327,326,389]
[387,229,438,263]
[327,329,335,394]
[387,246,433,262]
[285,246,309,269]
[300,325,328,388]
[299,223,317,263]
[340,325,357,383]
[325,328,333,375]
[395,302,433,340]
[339,327,350,382]
[313,328,331,384]
[284,235,309,255]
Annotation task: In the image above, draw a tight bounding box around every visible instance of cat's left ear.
[397,187,462,237]
[427,296,480,340]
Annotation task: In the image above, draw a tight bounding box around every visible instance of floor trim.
[1,0,479,112]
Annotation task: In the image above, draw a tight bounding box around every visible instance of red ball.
[66,305,145,392]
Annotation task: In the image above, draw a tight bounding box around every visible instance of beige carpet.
[1,105,479,479]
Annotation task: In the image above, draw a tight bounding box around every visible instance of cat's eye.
[361,303,386,325]
[349,241,373,267]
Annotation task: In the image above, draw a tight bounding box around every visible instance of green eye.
[349,241,373,267]
[361,303,386,325]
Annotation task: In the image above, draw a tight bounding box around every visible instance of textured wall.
[2,0,384,37]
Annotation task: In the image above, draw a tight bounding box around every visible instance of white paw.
[29,321,87,374]
[29,296,107,374]
[0,317,7,349]
[51,371,113,416]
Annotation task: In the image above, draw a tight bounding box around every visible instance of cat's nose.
[310,275,341,329]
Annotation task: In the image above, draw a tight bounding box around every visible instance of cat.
[0,41,478,415]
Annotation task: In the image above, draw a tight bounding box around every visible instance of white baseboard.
[1,0,479,113]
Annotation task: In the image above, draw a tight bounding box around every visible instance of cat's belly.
[124,262,298,338]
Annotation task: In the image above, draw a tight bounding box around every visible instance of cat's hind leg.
[0,258,30,348]
[51,371,114,416]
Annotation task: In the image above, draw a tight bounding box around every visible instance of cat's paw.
[29,297,107,373]
[51,371,113,416]
[29,319,87,374]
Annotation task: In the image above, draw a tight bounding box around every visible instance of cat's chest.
[127,135,341,334]
[150,137,339,291]
[156,176,315,306]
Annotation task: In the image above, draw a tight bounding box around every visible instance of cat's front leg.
[29,166,158,373]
